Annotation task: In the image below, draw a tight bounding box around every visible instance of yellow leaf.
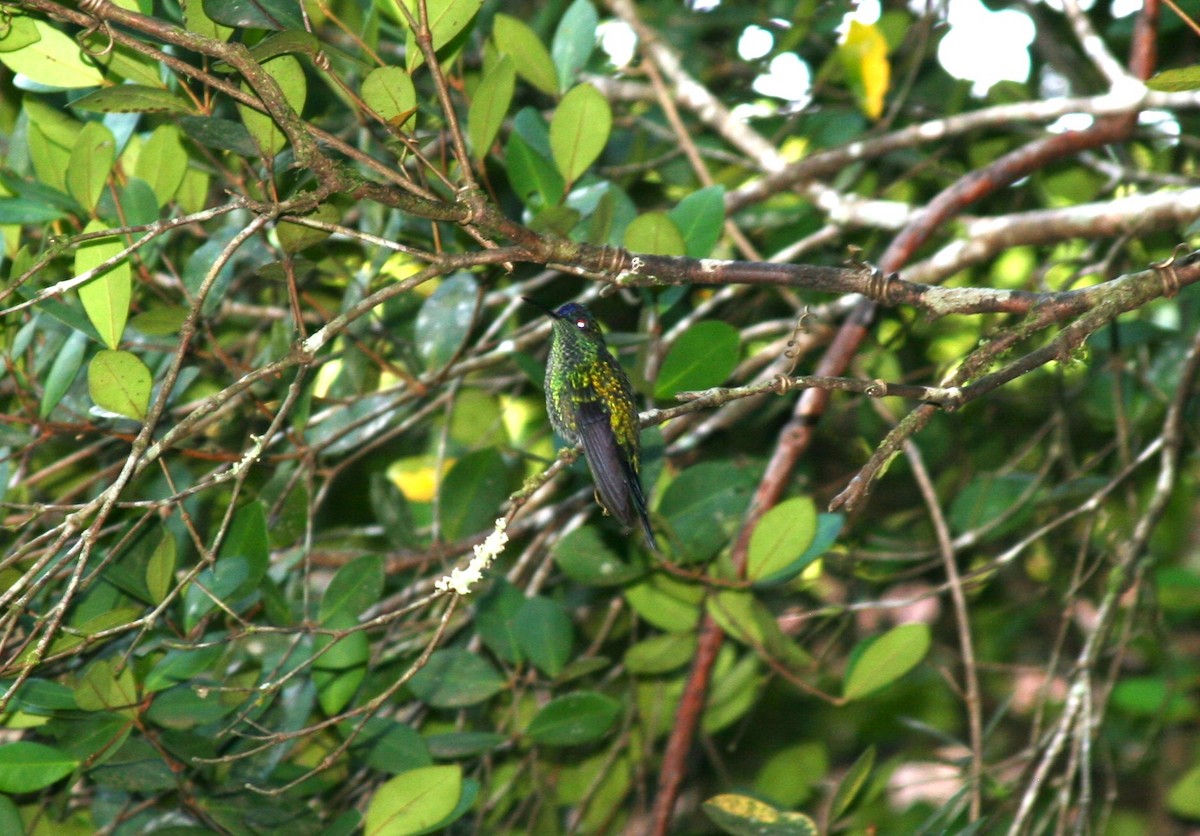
[840,21,890,120]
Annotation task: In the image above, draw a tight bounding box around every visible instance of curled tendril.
[773,373,794,394]
[781,306,810,376]
[1150,243,1191,299]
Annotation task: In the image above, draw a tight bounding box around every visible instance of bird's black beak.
[521,296,558,319]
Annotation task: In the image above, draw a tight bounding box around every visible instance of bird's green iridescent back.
[546,321,641,469]
[535,301,656,551]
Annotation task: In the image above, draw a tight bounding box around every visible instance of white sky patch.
[597,20,636,69]
[751,52,812,106]
[731,101,777,122]
[1140,109,1181,142]
[937,0,1036,96]
[689,0,721,10]
[1111,0,1141,17]
[738,25,774,61]
[1047,112,1095,133]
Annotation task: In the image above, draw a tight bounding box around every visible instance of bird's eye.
[575,319,587,329]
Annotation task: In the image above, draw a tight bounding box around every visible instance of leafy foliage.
[2,0,1200,833]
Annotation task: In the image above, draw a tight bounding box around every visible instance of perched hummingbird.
[524,298,658,552]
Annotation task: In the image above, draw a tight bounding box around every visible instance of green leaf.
[552,0,599,92]
[74,658,138,717]
[39,329,88,418]
[1167,764,1200,819]
[505,131,564,208]
[658,461,757,564]
[526,691,621,746]
[702,793,818,836]
[669,185,725,258]
[493,13,558,96]
[474,579,525,663]
[88,349,151,420]
[829,745,875,821]
[425,732,505,759]
[0,18,104,88]
[469,56,515,159]
[407,649,505,708]
[1146,65,1200,92]
[0,14,40,53]
[395,0,485,72]
[949,471,1036,541]
[513,596,573,677]
[66,121,116,211]
[624,574,703,632]
[550,83,611,184]
[0,742,79,793]
[320,554,385,624]
[754,512,843,586]
[746,496,818,582]
[552,525,646,587]
[624,632,696,675]
[76,222,131,349]
[438,447,512,542]
[843,622,931,700]
[655,320,740,399]
[71,84,196,114]
[219,500,270,598]
[237,54,307,157]
[365,765,463,836]
[277,202,341,253]
[202,0,303,30]
[0,196,70,223]
[182,556,249,632]
[136,124,188,207]
[624,211,686,257]
[351,719,433,775]
[414,272,477,371]
[179,115,258,156]
[144,644,224,692]
[362,66,418,129]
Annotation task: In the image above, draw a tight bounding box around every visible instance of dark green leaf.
[438,447,512,542]
[202,0,303,30]
[0,742,78,793]
[407,649,505,708]
[552,525,646,586]
[551,0,598,92]
[320,554,385,624]
[668,185,725,258]
[526,691,621,746]
[655,320,740,398]
[513,596,573,677]
[415,272,477,371]
[71,85,196,114]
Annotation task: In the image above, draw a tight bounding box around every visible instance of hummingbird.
[524,298,658,552]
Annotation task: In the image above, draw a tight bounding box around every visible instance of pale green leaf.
[493,13,558,95]
[88,349,152,421]
[76,222,131,349]
[66,121,116,211]
[468,55,515,159]
[550,83,611,184]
